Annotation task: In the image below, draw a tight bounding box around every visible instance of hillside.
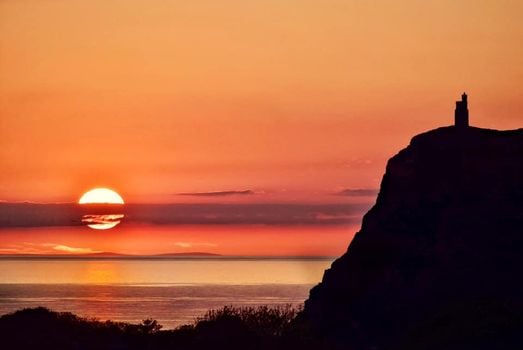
[302,126,523,349]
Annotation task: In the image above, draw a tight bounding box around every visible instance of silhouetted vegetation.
[0,307,166,350]
[196,304,299,336]
[0,305,304,350]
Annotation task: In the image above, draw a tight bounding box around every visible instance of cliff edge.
[302,126,523,349]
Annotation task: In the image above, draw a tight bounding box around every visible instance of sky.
[0,1,522,255]
[1,0,522,203]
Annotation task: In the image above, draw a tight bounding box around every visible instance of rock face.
[303,126,523,349]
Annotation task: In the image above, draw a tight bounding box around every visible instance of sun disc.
[79,188,124,204]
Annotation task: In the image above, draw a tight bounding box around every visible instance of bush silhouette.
[0,305,301,350]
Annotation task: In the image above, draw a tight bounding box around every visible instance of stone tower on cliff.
[455,92,469,128]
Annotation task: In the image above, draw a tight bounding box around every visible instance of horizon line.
[0,253,337,260]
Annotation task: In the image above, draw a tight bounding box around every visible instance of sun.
[79,188,124,204]
[79,188,124,230]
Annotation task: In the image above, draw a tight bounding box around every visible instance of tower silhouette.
[454,93,469,128]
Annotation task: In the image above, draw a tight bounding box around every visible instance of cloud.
[335,188,379,197]
[0,242,100,255]
[0,202,373,228]
[177,190,254,197]
[172,242,218,248]
[126,203,370,226]
[0,243,49,254]
[0,248,18,253]
[315,213,356,221]
[51,244,101,254]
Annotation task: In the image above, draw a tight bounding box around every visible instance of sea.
[0,257,333,329]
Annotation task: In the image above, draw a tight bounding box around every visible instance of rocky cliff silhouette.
[302,126,523,349]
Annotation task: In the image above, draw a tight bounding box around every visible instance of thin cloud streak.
[0,242,100,255]
[335,188,379,197]
[172,242,218,248]
[51,244,101,254]
[177,190,255,197]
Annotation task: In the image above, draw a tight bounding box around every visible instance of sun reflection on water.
[81,261,122,284]
[81,214,125,230]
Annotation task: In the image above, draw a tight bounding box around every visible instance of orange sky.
[1,0,522,204]
[0,225,357,257]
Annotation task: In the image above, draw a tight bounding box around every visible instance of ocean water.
[0,258,333,328]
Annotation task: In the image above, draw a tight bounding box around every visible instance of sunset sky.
[1,1,522,255]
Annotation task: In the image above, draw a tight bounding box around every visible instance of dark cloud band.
[0,202,371,228]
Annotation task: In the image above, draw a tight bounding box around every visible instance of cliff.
[302,126,523,349]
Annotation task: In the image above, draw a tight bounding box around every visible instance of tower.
[454,93,469,128]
